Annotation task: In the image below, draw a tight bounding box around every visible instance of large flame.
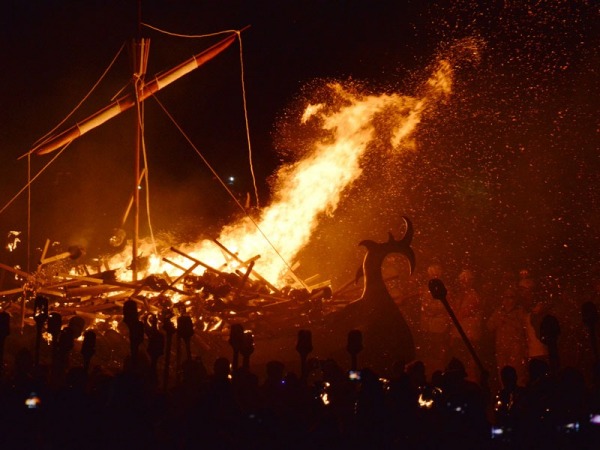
[109,59,454,287]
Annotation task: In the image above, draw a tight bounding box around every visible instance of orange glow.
[107,58,454,288]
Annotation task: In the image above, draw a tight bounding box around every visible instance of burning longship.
[0,24,458,378]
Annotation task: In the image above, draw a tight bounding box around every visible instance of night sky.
[0,1,598,293]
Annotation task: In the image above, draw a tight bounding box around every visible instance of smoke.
[106,52,459,287]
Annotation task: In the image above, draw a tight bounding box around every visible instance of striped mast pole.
[19,9,245,279]
[130,0,150,281]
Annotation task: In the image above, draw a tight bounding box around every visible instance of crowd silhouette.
[0,267,599,450]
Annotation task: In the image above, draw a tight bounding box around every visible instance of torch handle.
[34,325,43,367]
[0,340,5,378]
[184,337,192,361]
[232,349,240,371]
[438,292,486,377]
[588,324,599,365]
[163,331,173,392]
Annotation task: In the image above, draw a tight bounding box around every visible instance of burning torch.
[428,278,487,379]
[39,245,84,266]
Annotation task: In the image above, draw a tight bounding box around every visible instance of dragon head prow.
[358,216,415,275]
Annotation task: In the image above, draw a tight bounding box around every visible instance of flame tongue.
[111,59,454,287]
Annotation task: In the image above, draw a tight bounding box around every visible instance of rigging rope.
[142,22,306,285]
[141,22,261,208]
[33,44,125,149]
[235,30,261,209]
[133,73,157,255]
[0,145,70,218]
[0,43,125,263]
[27,155,30,273]
[151,96,245,212]
[141,23,237,39]
[151,96,302,283]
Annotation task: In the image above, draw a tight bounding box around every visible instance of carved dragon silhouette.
[315,216,416,370]
[248,217,417,375]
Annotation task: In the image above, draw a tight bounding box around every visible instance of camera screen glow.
[25,393,41,409]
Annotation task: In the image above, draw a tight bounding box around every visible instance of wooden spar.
[159,261,200,296]
[233,260,255,302]
[0,287,62,298]
[59,275,105,285]
[0,288,26,296]
[211,238,281,294]
[121,168,146,227]
[169,247,222,274]
[0,262,31,279]
[40,239,50,262]
[281,260,311,291]
[20,29,246,159]
[162,257,190,273]
[41,278,103,290]
[64,285,126,297]
[132,35,149,283]
[242,254,261,265]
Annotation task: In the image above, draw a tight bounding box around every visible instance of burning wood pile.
[0,237,346,373]
[0,218,418,385]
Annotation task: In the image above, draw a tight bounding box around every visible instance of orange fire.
[108,58,454,288]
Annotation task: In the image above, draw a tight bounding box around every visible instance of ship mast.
[19,3,246,282]
[130,0,150,281]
